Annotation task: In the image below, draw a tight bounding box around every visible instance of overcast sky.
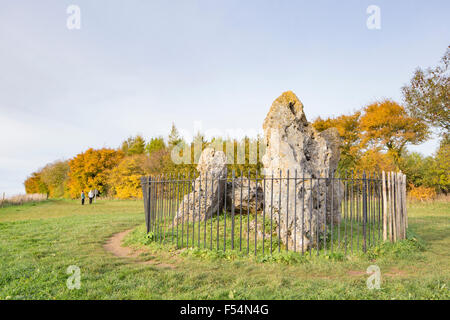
[0,0,449,196]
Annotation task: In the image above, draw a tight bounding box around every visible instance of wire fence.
[141,170,407,256]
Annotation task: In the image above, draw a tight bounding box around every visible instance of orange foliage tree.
[360,100,429,167]
[24,171,49,195]
[67,148,124,198]
[313,112,361,173]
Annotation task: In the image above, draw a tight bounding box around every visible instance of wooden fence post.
[398,172,404,240]
[397,172,402,240]
[392,171,397,242]
[387,172,392,242]
[382,171,388,241]
[403,173,407,237]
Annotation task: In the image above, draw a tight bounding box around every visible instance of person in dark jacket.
[81,191,85,205]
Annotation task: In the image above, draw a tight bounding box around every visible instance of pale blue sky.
[0,0,449,196]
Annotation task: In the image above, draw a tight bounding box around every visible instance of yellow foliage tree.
[24,171,49,195]
[360,100,429,167]
[354,148,396,174]
[108,155,152,199]
[67,148,124,198]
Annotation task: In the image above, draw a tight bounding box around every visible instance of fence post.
[362,172,367,253]
[141,177,149,233]
[382,171,387,241]
[403,174,408,231]
[390,172,395,242]
[397,173,401,240]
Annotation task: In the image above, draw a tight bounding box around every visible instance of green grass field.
[0,198,448,299]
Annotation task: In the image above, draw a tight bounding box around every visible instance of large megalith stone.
[262,91,342,250]
[173,148,227,225]
[226,178,264,214]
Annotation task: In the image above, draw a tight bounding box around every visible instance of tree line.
[25,46,449,200]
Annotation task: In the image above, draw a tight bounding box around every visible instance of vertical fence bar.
[197,173,202,248]
[142,178,148,233]
[262,174,266,255]
[176,174,180,248]
[192,172,197,247]
[216,171,220,250]
[223,168,228,252]
[210,172,214,250]
[170,174,174,244]
[240,173,243,252]
[187,173,192,248]
[316,175,319,256]
[362,172,367,253]
[278,170,282,253]
[204,172,208,249]
[344,175,348,255]
[309,174,313,257]
[301,168,305,255]
[337,172,341,251]
[330,172,334,254]
[254,173,258,256]
[247,170,251,254]
[181,173,186,248]
[377,173,382,244]
[286,170,290,252]
[270,171,274,255]
[197,173,202,247]
[391,172,397,242]
[382,171,387,241]
[356,174,360,251]
[163,174,168,244]
[323,174,327,255]
[158,175,163,243]
[231,170,235,250]
[350,171,354,254]
[372,173,376,245]
[294,169,298,253]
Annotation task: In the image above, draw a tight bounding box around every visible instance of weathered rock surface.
[173,148,227,225]
[262,91,342,250]
[226,178,264,214]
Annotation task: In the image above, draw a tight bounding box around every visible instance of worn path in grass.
[103,229,176,269]
[0,199,448,299]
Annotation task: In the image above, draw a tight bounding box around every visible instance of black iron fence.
[141,170,407,256]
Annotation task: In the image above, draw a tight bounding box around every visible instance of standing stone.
[262,91,342,250]
[226,177,264,214]
[173,148,227,225]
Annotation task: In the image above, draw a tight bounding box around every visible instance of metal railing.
[141,170,407,256]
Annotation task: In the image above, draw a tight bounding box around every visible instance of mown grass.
[0,199,448,299]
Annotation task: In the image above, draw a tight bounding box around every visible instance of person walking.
[88,190,94,204]
[81,191,85,205]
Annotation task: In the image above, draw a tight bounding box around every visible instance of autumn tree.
[313,112,361,172]
[67,148,124,198]
[360,100,429,167]
[24,171,49,195]
[109,155,151,199]
[402,46,449,137]
[121,135,146,155]
[354,148,396,174]
[40,160,69,198]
